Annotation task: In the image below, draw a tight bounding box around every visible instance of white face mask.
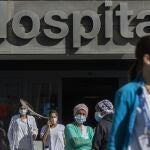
[19,109,28,115]
[52,118,58,124]
[94,112,103,122]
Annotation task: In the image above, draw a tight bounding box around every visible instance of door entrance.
[62,78,118,127]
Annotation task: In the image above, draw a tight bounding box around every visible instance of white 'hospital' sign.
[0,1,150,55]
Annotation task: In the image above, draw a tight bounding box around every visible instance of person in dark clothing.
[0,128,10,150]
[0,121,10,150]
[92,99,114,150]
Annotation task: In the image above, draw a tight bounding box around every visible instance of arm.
[40,120,53,144]
[63,137,66,145]
[107,90,128,150]
[7,117,14,146]
[65,124,92,148]
[92,123,103,150]
[62,126,66,145]
[31,116,38,140]
[41,126,50,144]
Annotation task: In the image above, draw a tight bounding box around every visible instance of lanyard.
[139,93,150,130]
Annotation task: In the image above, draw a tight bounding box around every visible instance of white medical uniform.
[40,124,65,150]
[7,114,38,150]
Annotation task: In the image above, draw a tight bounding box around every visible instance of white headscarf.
[73,103,88,116]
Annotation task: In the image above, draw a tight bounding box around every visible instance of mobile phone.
[48,119,52,126]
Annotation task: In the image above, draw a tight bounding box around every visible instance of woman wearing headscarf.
[92,99,114,150]
[64,103,94,150]
[7,101,38,150]
[40,110,65,150]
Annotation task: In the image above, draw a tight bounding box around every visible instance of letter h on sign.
[0,2,7,38]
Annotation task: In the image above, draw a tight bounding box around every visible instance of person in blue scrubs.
[108,36,150,150]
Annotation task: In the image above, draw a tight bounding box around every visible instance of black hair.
[48,110,58,117]
[128,60,138,81]
[129,36,150,80]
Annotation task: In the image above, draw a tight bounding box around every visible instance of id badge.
[44,146,49,150]
[144,127,150,136]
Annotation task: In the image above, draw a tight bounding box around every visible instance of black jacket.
[92,113,113,150]
[0,128,10,150]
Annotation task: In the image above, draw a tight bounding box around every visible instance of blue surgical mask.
[19,109,28,115]
[94,112,103,122]
[74,115,86,124]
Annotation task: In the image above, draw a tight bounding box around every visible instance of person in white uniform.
[7,102,38,150]
[40,110,65,150]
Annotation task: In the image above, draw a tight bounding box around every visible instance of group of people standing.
[7,99,114,150]
[7,35,150,150]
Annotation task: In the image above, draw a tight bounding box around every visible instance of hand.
[32,134,36,140]
[47,120,52,128]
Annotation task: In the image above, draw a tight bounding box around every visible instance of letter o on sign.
[12,10,40,39]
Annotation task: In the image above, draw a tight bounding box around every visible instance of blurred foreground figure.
[108,36,150,150]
